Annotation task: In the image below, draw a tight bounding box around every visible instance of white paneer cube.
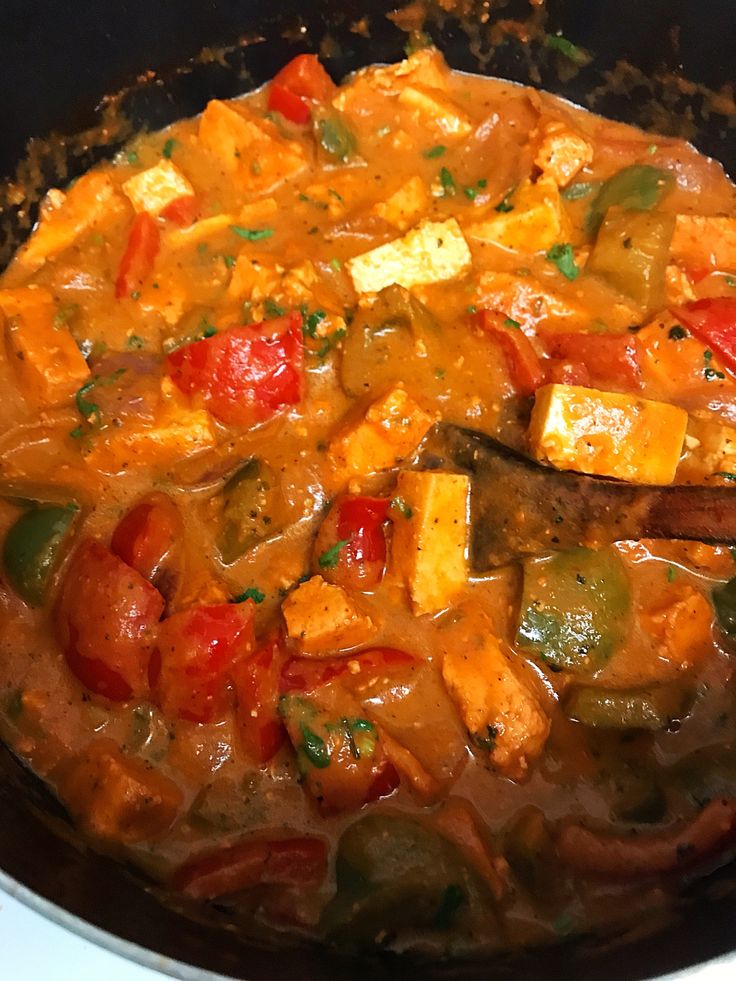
[465,177,570,253]
[373,176,430,230]
[534,120,593,187]
[397,85,472,139]
[282,576,376,654]
[346,218,471,294]
[670,215,736,271]
[122,160,194,216]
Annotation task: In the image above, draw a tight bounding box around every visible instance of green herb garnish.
[162,137,177,159]
[545,33,591,66]
[495,186,516,213]
[300,723,330,768]
[230,225,274,241]
[423,144,446,159]
[318,539,349,569]
[546,243,580,281]
[503,317,521,329]
[391,497,413,519]
[233,587,266,605]
[264,298,286,319]
[439,166,456,197]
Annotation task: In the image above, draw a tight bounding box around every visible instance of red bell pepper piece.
[672,298,736,376]
[542,331,642,390]
[313,495,390,590]
[172,835,327,900]
[160,194,199,226]
[233,632,287,764]
[56,540,165,701]
[281,646,417,694]
[544,358,592,388]
[111,492,183,586]
[271,54,336,103]
[474,309,545,397]
[115,212,160,299]
[153,601,255,723]
[166,312,303,427]
[267,83,312,125]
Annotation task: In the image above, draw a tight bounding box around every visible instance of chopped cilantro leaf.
[223,254,236,269]
[230,225,274,241]
[717,472,736,482]
[391,497,413,519]
[127,334,145,350]
[302,310,326,339]
[466,304,477,314]
[544,34,591,66]
[546,243,580,281]
[233,587,266,605]
[162,137,177,159]
[126,150,139,165]
[330,257,343,272]
[495,186,516,213]
[503,317,521,330]
[318,539,349,569]
[423,145,446,159]
[300,723,330,768]
[667,565,677,583]
[439,166,456,197]
[264,298,285,319]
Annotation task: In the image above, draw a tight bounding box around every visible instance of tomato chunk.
[56,540,165,701]
[111,492,183,588]
[281,646,417,694]
[233,632,287,764]
[475,309,545,397]
[542,331,642,390]
[673,298,736,377]
[312,495,390,590]
[267,83,311,125]
[272,54,336,104]
[172,835,327,900]
[166,312,303,427]
[115,212,160,299]
[160,194,199,226]
[154,601,255,723]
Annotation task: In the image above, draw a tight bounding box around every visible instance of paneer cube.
[679,414,736,482]
[529,383,688,485]
[197,99,306,192]
[122,159,194,216]
[670,215,736,271]
[333,48,450,115]
[346,218,471,294]
[0,286,89,405]
[390,470,469,616]
[640,585,714,675]
[440,608,550,781]
[329,387,435,482]
[282,576,376,654]
[165,212,235,251]
[465,176,570,253]
[397,84,472,139]
[373,176,430,230]
[534,120,593,187]
[474,270,589,331]
[227,252,284,301]
[4,172,121,281]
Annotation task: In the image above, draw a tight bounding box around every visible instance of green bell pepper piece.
[712,577,736,636]
[585,164,674,234]
[316,115,356,161]
[565,684,690,730]
[586,209,675,314]
[3,503,78,606]
[217,458,277,564]
[517,547,630,673]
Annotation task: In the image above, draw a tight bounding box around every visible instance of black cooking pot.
[1,1,736,977]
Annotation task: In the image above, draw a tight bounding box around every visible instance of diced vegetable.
[328,387,434,483]
[316,115,357,161]
[172,835,327,900]
[115,212,161,299]
[267,84,312,125]
[166,312,303,428]
[56,540,165,700]
[346,218,471,294]
[586,209,675,314]
[3,503,78,606]
[372,176,430,230]
[110,492,183,590]
[396,84,472,139]
[541,331,641,391]
[712,577,736,637]
[474,308,545,397]
[312,496,389,590]
[534,120,593,188]
[217,458,279,564]
[564,685,690,730]
[233,633,287,764]
[528,383,688,484]
[390,470,469,616]
[122,160,194,216]
[465,177,570,253]
[281,646,417,694]
[57,738,182,843]
[673,298,736,377]
[160,194,199,226]
[441,607,550,780]
[585,164,674,234]
[670,215,736,273]
[517,547,630,673]
[281,576,376,654]
[0,286,90,405]
[271,54,336,104]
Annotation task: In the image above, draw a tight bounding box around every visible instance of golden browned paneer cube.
[346,218,471,294]
[4,172,121,282]
[465,177,570,253]
[679,413,736,482]
[0,286,89,405]
[529,383,688,485]
[534,120,593,187]
[282,576,376,655]
[198,99,306,192]
[373,176,430,230]
[397,84,472,139]
[670,215,736,271]
[390,470,469,616]
[122,159,194,215]
[440,609,550,781]
[329,387,435,483]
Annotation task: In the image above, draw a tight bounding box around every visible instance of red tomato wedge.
[267,83,311,125]
[153,601,255,723]
[233,632,287,764]
[111,492,183,586]
[115,212,160,299]
[271,54,336,103]
[474,309,545,397]
[160,194,199,226]
[673,298,736,376]
[542,332,642,390]
[56,540,165,701]
[172,835,327,900]
[314,495,390,590]
[166,312,303,427]
[281,646,417,694]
